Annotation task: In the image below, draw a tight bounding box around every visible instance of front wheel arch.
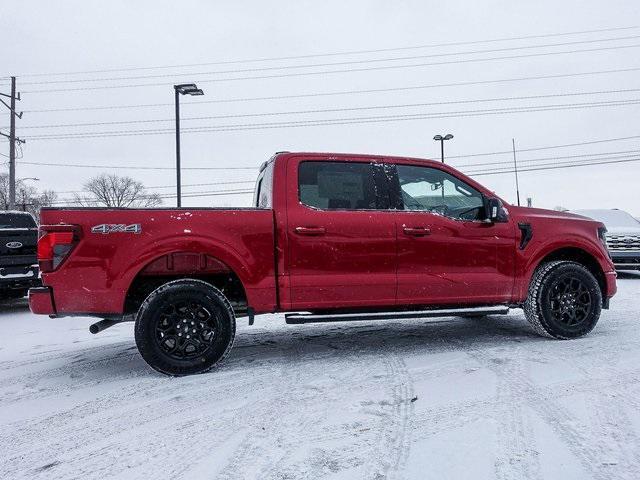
[523,247,607,306]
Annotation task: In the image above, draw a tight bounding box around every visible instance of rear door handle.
[295,226,326,236]
[403,227,431,237]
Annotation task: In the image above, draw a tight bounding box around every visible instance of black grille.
[606,234,640,251]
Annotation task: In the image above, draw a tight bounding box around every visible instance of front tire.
[135,279,236,376]
[524,261,602,339]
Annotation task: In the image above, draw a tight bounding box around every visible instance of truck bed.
[38,208,277,315]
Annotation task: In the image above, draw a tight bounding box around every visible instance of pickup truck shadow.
[72,314,545,379]
[223,313,546,370]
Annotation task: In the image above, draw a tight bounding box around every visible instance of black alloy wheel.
[524,261,602,339]
[135,279,236,376]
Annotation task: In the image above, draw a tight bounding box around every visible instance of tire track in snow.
[362,335,415,480]
[457,339,622,480]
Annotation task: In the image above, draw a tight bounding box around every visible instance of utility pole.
[512,138,521,206]
[1,76,25,210]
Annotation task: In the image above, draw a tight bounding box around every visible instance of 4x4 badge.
[91,224,142,234]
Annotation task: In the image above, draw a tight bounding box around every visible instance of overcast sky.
[1,0,639,215]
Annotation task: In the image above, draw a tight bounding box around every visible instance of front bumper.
[28,286,56,315]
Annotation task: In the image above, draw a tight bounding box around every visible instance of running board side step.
[285,306,509,324]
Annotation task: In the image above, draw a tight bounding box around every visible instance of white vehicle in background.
[575,209,640,271]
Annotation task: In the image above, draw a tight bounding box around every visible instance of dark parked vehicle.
[0,211,40,299]
[575,209,640,271]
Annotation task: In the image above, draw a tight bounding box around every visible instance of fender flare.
[516,236,609,301]
[117,234,253,309]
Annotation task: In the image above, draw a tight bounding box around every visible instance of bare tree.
[74,174,162,208]
[0,173,57,220]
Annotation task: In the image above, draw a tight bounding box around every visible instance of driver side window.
[396,164,484,220]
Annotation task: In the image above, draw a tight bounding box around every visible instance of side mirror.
[483,197,505,223]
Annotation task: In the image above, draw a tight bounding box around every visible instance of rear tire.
[134,279,236,376]
[524,261,602,339]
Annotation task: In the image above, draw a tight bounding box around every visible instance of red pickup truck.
[29,152,617,375]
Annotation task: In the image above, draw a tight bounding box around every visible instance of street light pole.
[433,133,454,163]
[173,83,204,208]
[174,88,181,208]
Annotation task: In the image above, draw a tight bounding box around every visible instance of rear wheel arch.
[124,251,248,316]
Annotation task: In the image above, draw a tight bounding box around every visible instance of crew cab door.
[390,163,516,306]
[285,157,396,310]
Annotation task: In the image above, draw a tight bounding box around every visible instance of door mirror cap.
[483,197,507,223]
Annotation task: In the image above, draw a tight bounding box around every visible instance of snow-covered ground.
[1,273,640,480]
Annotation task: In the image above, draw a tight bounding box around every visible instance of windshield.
[575,209,640,228]
[0,213,37,229]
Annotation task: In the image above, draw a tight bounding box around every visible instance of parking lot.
[1,272,639,480]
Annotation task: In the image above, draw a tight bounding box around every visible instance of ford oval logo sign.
[6,241,23,249]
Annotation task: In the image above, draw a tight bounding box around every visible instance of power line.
[20,34,640,86]
[449,134,640,160]
[55,179,256,195]
[455,149,640,168]
[23,98,640,141]
[469,156,640,176]
[50,189,256,205]
[16,25,638,78]
[22,67,640,114]
[46,156,640,205]
[17,88,640,130]
[18,161,259,171]
[22,43,640,94]
[464,152,640,173]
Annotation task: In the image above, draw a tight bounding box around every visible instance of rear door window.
[298,161,387,210]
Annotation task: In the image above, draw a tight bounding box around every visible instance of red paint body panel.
[507,206,616,301]
[30,152,616,318]
[395,211,517,305]
[28,287,56,315]
[37,208,277,314]
[284,155,397,309]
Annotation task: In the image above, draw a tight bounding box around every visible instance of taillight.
[37,225,81,272]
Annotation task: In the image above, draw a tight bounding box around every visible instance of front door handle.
[295,226,326,236]
[403,226,431,237]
